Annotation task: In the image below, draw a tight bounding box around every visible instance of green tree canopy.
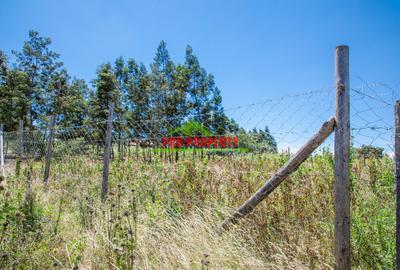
[12,30,63,127]
[0,30,278,151]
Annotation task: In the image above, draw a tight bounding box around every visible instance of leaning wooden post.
[44,115,56,185]
[101,102,114,202]
[0,124,4,177]
[395,100,400,270]
[334,45,351,270]
[219,117,335,231]
[16,119,24,176]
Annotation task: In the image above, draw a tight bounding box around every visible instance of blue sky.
[0,0,399,150]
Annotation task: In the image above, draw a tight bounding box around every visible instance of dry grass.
[0,150,395,269]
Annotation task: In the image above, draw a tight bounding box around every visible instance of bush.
[169,120,212,137]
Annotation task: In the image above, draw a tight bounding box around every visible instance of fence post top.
[335,45,349,50]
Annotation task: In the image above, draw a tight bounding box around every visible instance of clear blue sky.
[1,0,399,150]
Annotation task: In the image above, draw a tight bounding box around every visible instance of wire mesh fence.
[0,81,397,179]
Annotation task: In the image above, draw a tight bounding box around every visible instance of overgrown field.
[0,150,395,269]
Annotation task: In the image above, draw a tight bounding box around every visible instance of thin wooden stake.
[16,119,23,176]
[44,115,56,185]
[395,100,400,270]
[18,119,23,157]
[0,124,4,177]
[334,45,351,270]
[219,117,335,231]
[101,102,114,202]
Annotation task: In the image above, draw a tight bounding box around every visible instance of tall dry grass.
[0,149,395,269]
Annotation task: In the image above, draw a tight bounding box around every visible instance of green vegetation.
[0,29,395,270]
[169,120,212,137]
[0,151,395,269]
[356,145,384,159]
[0,31,233,135]
[0,30,278,154]
[238,127,278,153]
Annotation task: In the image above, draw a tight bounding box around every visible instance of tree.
[203,74,228,134]
[183,46,230,135]
[165,63,187,128]
[89,63,119,122]
[0,69,30,131]
[113,56,129,115]
[173,64,190,113]
[54,76,89,128]
[0,50,7,84]
[125,59,151,137]
[184,45,209,123]
[356,145,384,159]
[150,41,185,135]
[1,34,236,142]
[238,127,277,153]
[12,30,63,128]
[88,63,119,142]
[257,126,278,153]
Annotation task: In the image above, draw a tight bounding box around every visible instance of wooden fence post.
[101,102,114,202]
[16,119,23,176]
[44,115,56,185]
[0,124,4,177]
[18,120,23,156]
[395,100,400,270]
[334,45,351,269]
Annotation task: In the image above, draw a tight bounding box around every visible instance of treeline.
[0,31,233,133]
[0,31,277,152]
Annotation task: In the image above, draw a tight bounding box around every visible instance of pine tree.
[0,68,30,131]
[112,56,130,154]
[172,64,190,119]
[53,76,89,129]
[204,74,227,134]
[89,63,119,122]
[88,63,119,142]
[150,41,180,134]
[113,56,128,112]
[1,33,266,145]
[184,46,230,134]
[12,30,63,128]
[184,45,209,123]
[0,50,7,84]
[261,126,278,153]
[126,59,151,137]
[246,127,277,153]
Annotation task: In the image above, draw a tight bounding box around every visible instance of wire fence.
[0,81,397,181]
